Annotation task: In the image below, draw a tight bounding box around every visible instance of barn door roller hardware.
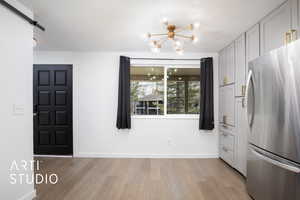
[0,0,45,31]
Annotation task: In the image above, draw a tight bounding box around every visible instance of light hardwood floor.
[34,158,251,200]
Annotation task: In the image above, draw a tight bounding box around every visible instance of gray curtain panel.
[199,57,214,130]
[116,56,131,129]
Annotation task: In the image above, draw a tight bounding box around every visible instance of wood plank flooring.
[34,158,251,200]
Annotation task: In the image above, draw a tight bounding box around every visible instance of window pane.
[167,68,200,114]
[130,67,164,115]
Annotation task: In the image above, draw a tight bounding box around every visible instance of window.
[130,66,200,117]
[130,67,164,115]
[167,68,200,114]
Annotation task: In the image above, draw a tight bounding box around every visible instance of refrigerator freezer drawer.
[247,145,300,200]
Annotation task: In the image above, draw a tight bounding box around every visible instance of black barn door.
[33,65,73,155]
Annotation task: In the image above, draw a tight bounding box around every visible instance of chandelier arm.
[176,34,193,39]
[150,33,168,37]
[174,29,184,33]
[174,26,188,33]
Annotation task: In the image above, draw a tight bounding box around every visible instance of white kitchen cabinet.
[260,0,294,54]
[235,98,248,176]
[219,42,235,86]
[219,86,225,124]
[291,0,299,37]
[234,34,246,97]
[219,84,235,126]
[246,24,260,74]
[218,0,300,175]
[219,129,236,167]
[298,0,300,32]
[226,43,235,84]
[219,49,226,86]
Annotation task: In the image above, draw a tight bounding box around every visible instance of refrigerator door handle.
[251,148,300,173]
[245,70,255,127]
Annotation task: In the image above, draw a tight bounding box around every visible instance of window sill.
[131,115,199,120]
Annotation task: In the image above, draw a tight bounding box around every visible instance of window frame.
[130,64,200,119]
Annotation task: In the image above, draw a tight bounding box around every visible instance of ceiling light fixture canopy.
[144,18,199,54]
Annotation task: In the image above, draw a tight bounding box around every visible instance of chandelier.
[144,18,200,54]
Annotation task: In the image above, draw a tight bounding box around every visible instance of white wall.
[0,1,35,199]
[34,51,219,158]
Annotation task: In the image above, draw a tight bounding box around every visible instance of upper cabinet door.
[219,43,235,86]
[235,34,246,97]
[219,49,225,86]
[226,43,235,85]
[260,0,292,54]
[246,25,260,63]
[246,24,260,75]
[290,0,299,37]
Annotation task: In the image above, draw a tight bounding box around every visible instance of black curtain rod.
[0,0,45,31]
[130,58,202,61]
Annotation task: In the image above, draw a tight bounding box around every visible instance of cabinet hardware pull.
[242,85,246,96]
[223,76,228,85]
[223,115,227,124]
[290,29,297,42]
[285,32,292,45]
[242,98,245,108]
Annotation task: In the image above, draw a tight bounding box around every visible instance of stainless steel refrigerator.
[246,40,300,200]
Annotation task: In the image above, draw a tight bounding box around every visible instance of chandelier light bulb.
[147,33,151,39]
[188,24,194,30]
[176,48,184,55]
[175,40,181,46]
[143,33,151,40]
[149,40,157,47]
[192,35,199,43]
[178,50,184,55]
[151,47,160,53]
[161,17,168,25]
[193,22,200,29]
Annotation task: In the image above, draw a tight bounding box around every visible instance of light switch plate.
[13,104,25,115]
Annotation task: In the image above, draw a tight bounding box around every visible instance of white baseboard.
[77,152,219,158]
[18,189,36,200]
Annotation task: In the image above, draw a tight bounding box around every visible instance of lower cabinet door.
[220,144,235,166]
[219,130,235,167]
[235,98,248,176]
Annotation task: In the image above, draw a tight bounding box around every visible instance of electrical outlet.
[167,138,174,146]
